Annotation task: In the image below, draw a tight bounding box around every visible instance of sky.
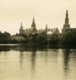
[0,0,76,34]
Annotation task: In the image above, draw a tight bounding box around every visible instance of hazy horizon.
[0,0,76,34]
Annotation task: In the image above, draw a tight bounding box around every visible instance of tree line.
[0,30,76,47]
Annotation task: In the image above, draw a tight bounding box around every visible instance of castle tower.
[19,22,25,35]
[62,10,70,33]
[31,17,37,34]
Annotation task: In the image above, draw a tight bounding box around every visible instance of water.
[0,44,76,80]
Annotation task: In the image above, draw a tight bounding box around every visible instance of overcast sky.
[0,0,76,34]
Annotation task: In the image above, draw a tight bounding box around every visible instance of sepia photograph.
[0,0,76,80]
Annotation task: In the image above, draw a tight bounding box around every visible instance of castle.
[19,18,59,36]
[12,10,76,43]
[19,10,75,36]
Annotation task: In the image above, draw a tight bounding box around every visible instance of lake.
[0,44,76,80]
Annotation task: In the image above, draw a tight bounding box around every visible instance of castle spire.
[31,17,37,34]
[66,10,68,18]
[45,24,48,31]
[20,22,23,29]
[33,17,35,22]
[45,24,48,34]
[21,22,22,26]
[65,10,69,24]
[62,10,70,33]
[32,17,36,26]
[19,22,24,34]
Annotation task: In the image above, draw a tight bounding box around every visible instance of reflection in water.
[19,45,37,72]
[19,51,24,69]
[63,49,70,80]
[44,49,48,66]
[31,44,37,73]
[0,46,11,52]
[31,49,36,73]
[0,45,76,80]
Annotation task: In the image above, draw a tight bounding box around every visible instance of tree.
[49,33,59,45]
[0,31,11,43]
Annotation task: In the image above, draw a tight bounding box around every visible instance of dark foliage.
[0,31,11,43]
[62,30,76,46]
[49,33,59,45]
